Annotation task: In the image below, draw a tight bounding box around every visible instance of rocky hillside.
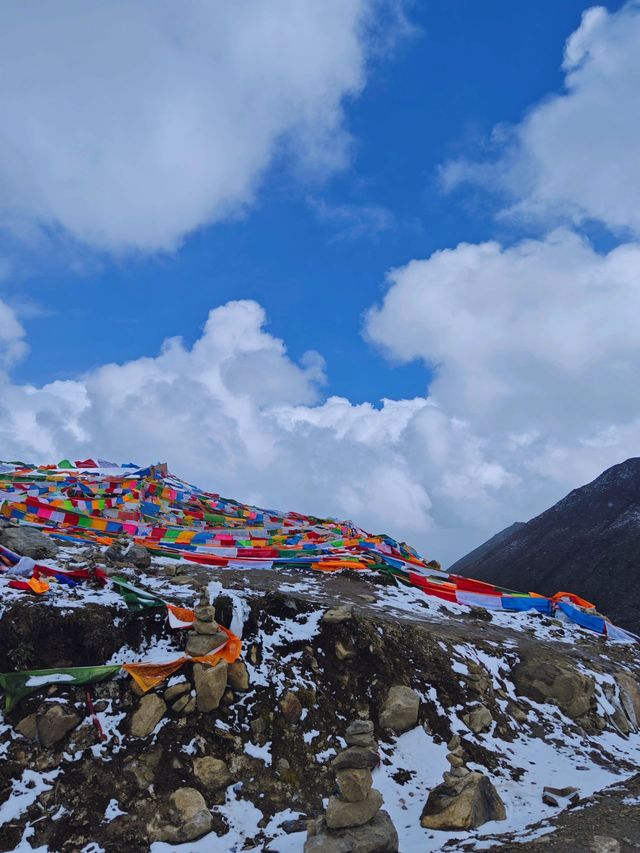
[1,532,640,851]
[450,457,640,633]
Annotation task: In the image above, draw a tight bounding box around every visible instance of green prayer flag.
[0,664,121,711]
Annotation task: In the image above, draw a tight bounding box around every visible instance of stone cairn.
[305,719,399,852]
[420,734,506,831]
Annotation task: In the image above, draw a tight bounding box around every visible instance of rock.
[322,605,354,624]
[194,605,216,622]
[37,704,81,748]
[193,661,228,712]
[463,704,493,734]
[164,683,191,703]
[16,713,38,740]
[379,685,420,733]
[251,717,267,737]
[130,694,166,738]
[125,746,163,789]
[148,787,212,844]
[193,619,222,635]
[345,719,375,748]
[186,631,229,657]
[228,660,250,691]
[616,672,640,729]
[513,657,595,720]
[447,753,465,768]
[105,538,151,569]
[591,837,621,853]
[421,772,506,830]
[280,690,302,724]
[335,640,356,661]
[304,809,398,852]
[331,747,378,771]
[325,789,384,829]
[0,525,58,559]
[336,768,373,802]
[542,785,580,805]
[172,694,194,714]
[193,756,231,791]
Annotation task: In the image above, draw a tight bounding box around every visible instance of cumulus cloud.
[442,1,640,237]
[0,0,386,253]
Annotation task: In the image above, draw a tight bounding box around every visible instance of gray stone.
[304,810,398,852]
[336,768,373,802]
[379,685,420,733]
[148,787,212,844]
[227,660,250,691]
[335,640,356,661]
[331,746,378,771]
[193,756,231,790]
[164,682,191,703]
[172,693,194,714]
[105,538,150,569]
[251,717,267,737]
[279,690,302,724]
[345,720,375,747]
[0,525,58,559]
[447,753,465,768]
[193,619,221,635]
[186,631,229,657]
[322,606,354,624]
[193,661,228,712]
[130,694,166,738]
[37,704,81,748]
[16,713,38,740]
[513,657,595,720]
[463,704,493,734]
[421,771,506,830]
[326,788,384,829]
[194,605,216,622]
[616,672,640,730]
[591,837,621,853]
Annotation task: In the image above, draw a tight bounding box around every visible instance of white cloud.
[442,1,640,237]
[0,0,387,253]
[0,297,27,369]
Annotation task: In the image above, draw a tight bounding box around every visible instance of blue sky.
[8,0,621,398]
[0,0,638,563]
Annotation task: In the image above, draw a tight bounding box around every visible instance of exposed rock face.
[305,810,399,853]
[513,656,595,720]
[193,756,231,791]
[421,772,506,830]
[36,704,81,747]
[326,789,384,829]
[449,457,640,631]
[193,661,228,712]
[379,685,420,733]
[616,672,640,730]
[130,694,167,738]
[0,525,58,559]
[147,787,212,844]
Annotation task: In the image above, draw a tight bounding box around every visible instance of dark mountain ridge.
[449,457,640,632]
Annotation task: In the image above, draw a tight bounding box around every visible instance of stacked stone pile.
[305,719,399,853]
[420,735,506,831]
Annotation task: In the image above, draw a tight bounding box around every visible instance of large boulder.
[304,810,399,852]
[37,704,81,747]
[379,685,420,733]
[130,694,166,738]
[512,657,595,720]
[0,525,58,560]
[193,661,228,712]
[147,787,212,844]
[421,772,506,830]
